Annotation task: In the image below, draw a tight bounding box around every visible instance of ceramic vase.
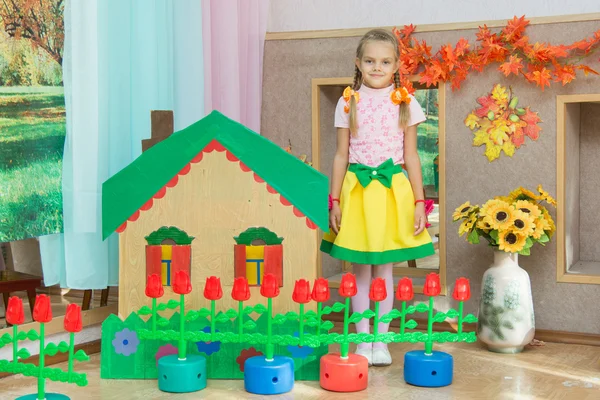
[477,250,535,353]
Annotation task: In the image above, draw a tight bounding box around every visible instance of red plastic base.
[319,353,368,392]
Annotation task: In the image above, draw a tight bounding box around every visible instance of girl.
[320,29,435,366]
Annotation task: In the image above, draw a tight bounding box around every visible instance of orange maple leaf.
[451,66,469,90]
[512,127,526,148]
[576,64,599,76]
[419,66,438,87]
[475,94,500,118]
[476,25,492,42]
[553,64,576,85]
[502,15,530,43]
[455,38,470,56]
[441,43,458,71]
[498,55,524,76]
[530,68,552,90]
[400,24,416,38]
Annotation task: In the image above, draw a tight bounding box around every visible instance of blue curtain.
[39,0,204,289]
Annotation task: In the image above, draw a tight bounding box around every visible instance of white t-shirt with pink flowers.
[334,84,426,167]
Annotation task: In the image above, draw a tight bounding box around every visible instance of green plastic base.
[17,393,70,400]
[158,354,207,393]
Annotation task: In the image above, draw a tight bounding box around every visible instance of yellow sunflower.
[476,218,492,233]
[509,186,539,202]
[510,209,535,236]
[459,214,478,237]
[498,230,527,253]
[513,200,542,220]
[537,184,557,207]
[532,216,550,239]
[453,201,476,221]
[480,199,503,219]
[483,200,515,230]
[542,208,556,238]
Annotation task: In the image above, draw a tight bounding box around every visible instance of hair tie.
[391,87,411,105]
[342,86,360,113]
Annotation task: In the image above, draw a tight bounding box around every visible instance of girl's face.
[355,41,399,89]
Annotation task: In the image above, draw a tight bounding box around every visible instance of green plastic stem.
[316,302,322,337]
[458,302,464,335]
[400,302,406,335]
[341,297,350,358]
[299,303,305,346]
[178,294,186,360]
[151,298,157,333]
[210,300,216,341]
[68,332,74,377]
[38,322,45,400]
[238,301,244,340]
[373,301,379,341]
[425,296,434,355]
[266,298,274,360]
[12,325,17,365]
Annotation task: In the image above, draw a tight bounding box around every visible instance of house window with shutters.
[234,227,283,287]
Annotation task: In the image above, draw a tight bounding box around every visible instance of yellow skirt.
[320,160,435,265]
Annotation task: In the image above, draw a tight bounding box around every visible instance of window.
[145,227,194,286]
[234,227,283,287]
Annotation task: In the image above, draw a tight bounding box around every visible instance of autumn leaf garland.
[465,84,541,162]
[393,15,600,93]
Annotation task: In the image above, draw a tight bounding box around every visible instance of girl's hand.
[414,203,426,236]
[329,204,342,234]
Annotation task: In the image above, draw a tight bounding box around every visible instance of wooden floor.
[2,340,600,399]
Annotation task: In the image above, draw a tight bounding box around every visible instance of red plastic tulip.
[395,277,414,301]
[204,276,223,300]
[369,277,387,302]
[423,273,441,297]
[260,273,280,298]
[311,278,330,303]
[292,279,311,304]
[338,273,357,297]
[145,274,164,298]
[64,304,83,333]
[173,270,192,295]
[33,294,52,323]
[232,277,251,301]
[453,277,471,301]
[6,296,24,325]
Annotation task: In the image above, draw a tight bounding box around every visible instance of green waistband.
[348,159,402,188]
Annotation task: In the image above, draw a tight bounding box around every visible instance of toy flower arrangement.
[453,185,556,255]
[464,84,542,162]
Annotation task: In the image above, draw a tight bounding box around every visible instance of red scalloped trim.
[119,139,318,233]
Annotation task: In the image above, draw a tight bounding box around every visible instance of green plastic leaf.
[253,304,267,314]
[305,319,318,327]
[225,309,239,319]
[304,310,317,318]
[379,314,394,323]
[415,303,429,313]
[157,317,170,327]
[185,310,200,322]
[216,314,231,324]
[243,306,255,315]
[1,333,12,345]
[166,300,180,309]
[157,303,168,311]
[518,246,531,256]
[362,309,375,319]
[45,343,59,357]
[273,314,287,325]
[26,330,40,341]
[58,341,70,353]
[348,312,363,324]
[446,309,459,319]
[490,230,499,241]
[138,306,152,316]
[405,319,419,330]
[433,312,447,323]
[321,306,332,315]
[243,320,257,330]
[198,308,211,317]
[463,314,478,323]
[73,349,90,362]
[320,321,334,331]
[332,302,346,312]
[17,348,31,360]
[539,233,550,243]
[286,311,299,320]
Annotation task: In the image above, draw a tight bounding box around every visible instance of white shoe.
[372,348,392,366]
[355,347,372,366]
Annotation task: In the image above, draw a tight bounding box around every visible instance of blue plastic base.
[158,354,207,393]
[404,350,453,387]
[244,356,294,395]
[17,393,70,400]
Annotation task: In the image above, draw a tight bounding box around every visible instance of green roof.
[102,110,329,239]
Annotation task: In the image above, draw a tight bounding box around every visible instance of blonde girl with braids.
[321,29,435,367]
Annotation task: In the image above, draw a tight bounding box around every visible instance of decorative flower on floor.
[155,344,178,365]
[286,331,314,359]
[464,84,542,162]
[236,347,263,372]
[195,326,221,356]
[112,328,140,356]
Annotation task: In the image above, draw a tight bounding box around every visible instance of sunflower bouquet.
[453,185,556,255]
